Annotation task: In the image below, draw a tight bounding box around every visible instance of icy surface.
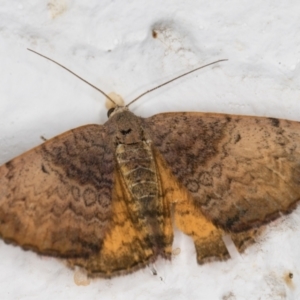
[0,1,300,299]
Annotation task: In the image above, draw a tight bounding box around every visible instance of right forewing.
[143,112,300,233]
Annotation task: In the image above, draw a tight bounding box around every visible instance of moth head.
[108,106,129,118]
[105,92,126,118]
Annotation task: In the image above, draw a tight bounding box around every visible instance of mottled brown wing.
[155,145,261,263]
[143,112,300,232]
[68,164,170,278]
[0,124,114,257]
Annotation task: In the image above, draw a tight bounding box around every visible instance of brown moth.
[0,51,300,278]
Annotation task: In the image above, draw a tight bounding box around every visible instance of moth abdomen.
[116,141,158,202]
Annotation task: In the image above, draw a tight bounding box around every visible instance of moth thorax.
[116,141,158,203]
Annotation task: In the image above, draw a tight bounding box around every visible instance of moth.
[0,50,300,278]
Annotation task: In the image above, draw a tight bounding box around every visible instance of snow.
[0,0,300,299]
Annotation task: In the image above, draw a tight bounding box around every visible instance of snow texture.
[0,1,300,299]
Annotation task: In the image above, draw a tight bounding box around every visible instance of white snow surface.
[0,1,300,299]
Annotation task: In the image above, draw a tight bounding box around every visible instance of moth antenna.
[126,59,228,108]
[27,48,117,105]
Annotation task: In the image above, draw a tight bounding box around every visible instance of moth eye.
[107,107,115,118]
